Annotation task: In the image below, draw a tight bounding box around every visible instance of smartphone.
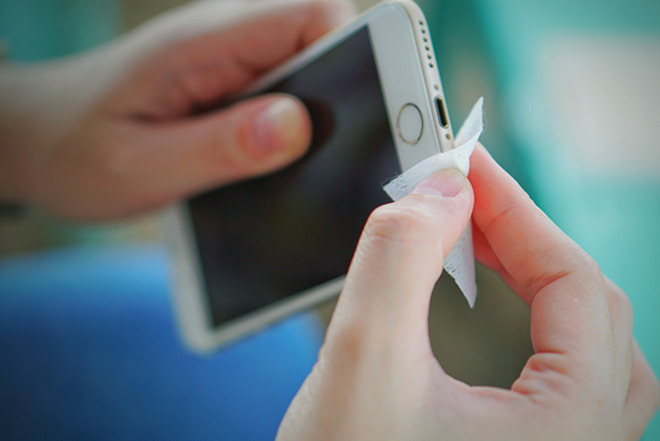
[166,0,455,352]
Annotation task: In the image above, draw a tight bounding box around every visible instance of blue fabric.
[0,245,323,440]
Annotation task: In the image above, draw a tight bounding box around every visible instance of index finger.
[469,145,613,377]
[225,0,358,70]
[111,0,356,118]
[136,0,356,61]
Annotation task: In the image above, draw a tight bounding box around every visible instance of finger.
[143,0,356,52]
[469,144,613,381]
[225,0,358,69]
[113,0,356,118]
[139,93,311,200]
[622,341,660,441]
[473,223,527,303]
[471,157,635,402]
[75,93,311,219]
[326,169,474,360]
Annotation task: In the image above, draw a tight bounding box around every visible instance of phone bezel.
[166,0,454,352]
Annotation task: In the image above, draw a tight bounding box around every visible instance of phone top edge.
[163,205,216,352]
[367,1,453,168]
[245,4,383,93]
[248,0,453,155]
[389,0,455,151]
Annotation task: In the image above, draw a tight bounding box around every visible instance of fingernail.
[412,169,466,198]
[251,98,304,154]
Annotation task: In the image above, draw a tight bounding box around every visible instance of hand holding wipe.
[384,97,484,306]
[278,130,659,441]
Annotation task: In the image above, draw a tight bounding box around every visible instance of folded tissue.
[383,97,484,307]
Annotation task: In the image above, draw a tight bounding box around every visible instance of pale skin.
[276,145,660,441]
[0,0,657,439]
[0,0,356,220]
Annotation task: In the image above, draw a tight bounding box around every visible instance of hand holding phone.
[0,0,355,220]
[168,0,456,351]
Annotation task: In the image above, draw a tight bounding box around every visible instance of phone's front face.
[171,2,453,351]
[190,24,398,328]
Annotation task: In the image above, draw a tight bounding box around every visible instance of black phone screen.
[188,26,399,327]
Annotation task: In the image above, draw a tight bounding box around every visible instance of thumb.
[129,93,311,204]
[326,169,474,359]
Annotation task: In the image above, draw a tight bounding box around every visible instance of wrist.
[0,58,93,204]
[0,63,43,202]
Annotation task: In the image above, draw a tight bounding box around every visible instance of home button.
[396,103,423,145]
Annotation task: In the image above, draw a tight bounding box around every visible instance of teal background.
[0,0,118,61]
[425,0,659,438]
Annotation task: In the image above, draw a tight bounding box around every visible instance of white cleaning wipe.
[383,97,484,307]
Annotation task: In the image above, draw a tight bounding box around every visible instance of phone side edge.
[387,0,455,151]
[368,1,451,171]
[163,204,217,353]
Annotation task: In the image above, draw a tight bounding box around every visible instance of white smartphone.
[166,0,455,352]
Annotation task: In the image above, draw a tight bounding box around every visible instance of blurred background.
[0,0,658,439]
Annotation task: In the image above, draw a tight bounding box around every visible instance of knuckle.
[568,248,608,290]
[565,244,603,281]
[578,252,603,279]
[306,0,355,18]
[607,281,633,322]
[323,320,366,367]
[364,203,433,244]
[299,0,357,41]
[202,123,246,177]
[99,143,139,180]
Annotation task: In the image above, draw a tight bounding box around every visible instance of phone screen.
[189,26,399,326]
